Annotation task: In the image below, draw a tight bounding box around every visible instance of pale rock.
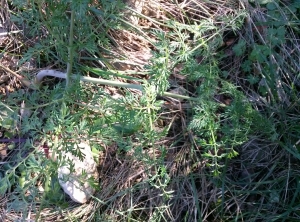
[58,143,98,204]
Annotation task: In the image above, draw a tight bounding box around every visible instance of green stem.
[36,70,198,101]
[66,9,75,88]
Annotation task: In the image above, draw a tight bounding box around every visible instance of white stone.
[58,143,98,204]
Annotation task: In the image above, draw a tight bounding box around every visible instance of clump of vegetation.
[0,0,299,221]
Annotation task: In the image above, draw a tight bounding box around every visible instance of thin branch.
[0,64,36,89]
[35,70,197,101]
[0,64,197,101]
[66,9,75,88]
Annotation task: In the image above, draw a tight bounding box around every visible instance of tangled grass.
[0,0,299,221]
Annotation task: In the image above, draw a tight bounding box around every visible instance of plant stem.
[35,70,198,101]
[66,9,75,88]
[1,64,198,101]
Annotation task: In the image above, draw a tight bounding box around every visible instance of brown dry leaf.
[0,74,9,84]
[225,38,236,46]
[0,143,7,160]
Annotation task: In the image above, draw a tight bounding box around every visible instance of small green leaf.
[247,75,260,85]
[233,39,246,56]
[241,60,252,73]
[266,2,277,10]
[0,178,9,195]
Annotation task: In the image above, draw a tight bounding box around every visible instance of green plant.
[1,0,300,221]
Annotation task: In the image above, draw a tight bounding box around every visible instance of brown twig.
[0,64,196,101]
[0,64,36,89]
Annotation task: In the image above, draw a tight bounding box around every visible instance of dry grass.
[0,0,300,221]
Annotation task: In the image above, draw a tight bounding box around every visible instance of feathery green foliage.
[0,0,300,221]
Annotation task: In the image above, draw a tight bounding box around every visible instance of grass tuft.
[0,0,299,221]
